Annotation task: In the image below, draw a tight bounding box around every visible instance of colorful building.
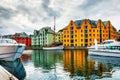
[13,32,31,48]
[117,30,120,41]
[32,27,59,47]
[62,19,117,47]
[57,30,63,44]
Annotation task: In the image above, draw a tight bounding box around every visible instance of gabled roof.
[15,32,29,38]
[74,20,84,27]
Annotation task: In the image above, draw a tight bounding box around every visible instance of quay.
[0,65,18,80]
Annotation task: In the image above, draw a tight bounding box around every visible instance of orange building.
[63,19,117,47]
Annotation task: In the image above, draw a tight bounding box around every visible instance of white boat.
[88,39,120,49]
[0,65,18,80]
[88,39,120,57]
[0,38,25,61]
[43,45,64,50]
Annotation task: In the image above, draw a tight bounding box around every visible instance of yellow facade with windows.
[63,19,117,47]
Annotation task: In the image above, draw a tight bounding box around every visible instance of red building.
[13,32,31,48]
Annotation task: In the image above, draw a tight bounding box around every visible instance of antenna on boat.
[54,16,56,45]
[94,39,98,50]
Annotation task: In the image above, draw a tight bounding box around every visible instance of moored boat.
[87,39,120,50]
[0,38,25,61]
[43,45,64,50]
[88,39,120,57]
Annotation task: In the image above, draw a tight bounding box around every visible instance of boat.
[87,39,120,50]
[88,39,120,57]
[43,16,64,50]
[0,65,18,80]
[43,45,64,50]
[0,38,25,61]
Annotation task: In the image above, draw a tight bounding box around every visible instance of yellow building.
[57,30,63,44]
[63,19,117,47]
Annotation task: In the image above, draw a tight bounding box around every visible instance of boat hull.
[89,50,120,57]
[43,45,64,50]
[0,44,25,61]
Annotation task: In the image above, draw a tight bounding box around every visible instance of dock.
[0,65,18,80]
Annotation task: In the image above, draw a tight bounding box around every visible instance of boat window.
[101,41,114,44]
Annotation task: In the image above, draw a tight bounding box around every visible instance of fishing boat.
[87,39,120,50]
[43,17,64,50]
[88,39,120,57]
[0,38,25,61]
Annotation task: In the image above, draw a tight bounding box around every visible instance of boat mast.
[54,16,56,45]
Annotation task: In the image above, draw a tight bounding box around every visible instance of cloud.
[0,0,120,35]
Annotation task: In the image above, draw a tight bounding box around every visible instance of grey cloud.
[79,0,103,10]
[0,6,16,20]
[42,0,60,17]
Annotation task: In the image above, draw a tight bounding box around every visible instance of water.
[1,49,120,80]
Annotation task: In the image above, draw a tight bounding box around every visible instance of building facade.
[32,27,59,47]
[63,19,117,47]
[13,32,31,48]
[117,30,120,41]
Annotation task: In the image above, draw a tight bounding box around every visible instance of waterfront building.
[57,30,63,44]
[2,34,14,39]
[62,19,117,47]
[32,27,59,47]
[13,32,31,48]
[117,30,120,41]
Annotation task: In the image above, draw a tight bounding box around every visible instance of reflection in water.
[63,50,111,79]
[21,50,120,80]
[0,59,26,80]
[32,50,63,70]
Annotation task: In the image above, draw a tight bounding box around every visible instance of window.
[81,34,83,37]
[84,26,87,29]
[75,35,77,37]
[64,40,66,42]
[75,30,77,33]
[71,40,74,43]
[89,34,92,36]
[71,44,74,46]
[75,44,77,46]
[64,35,66,38]
[85,30,88,33]
[75,39,77,42]
[89,39,92,41]
[71,35,73,38]
[67,40,69,42]
[70,27,73,30]
[85,39,88,42]
[70,31,73,34]
[85,34,88,38]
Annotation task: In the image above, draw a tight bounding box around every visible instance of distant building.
[32,27,59,47]
[117,30,120,41]
[13,32,31,48]
[2,34,14,39]
[62,19,117,47]
[57,30,63,44]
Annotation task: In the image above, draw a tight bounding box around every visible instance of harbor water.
[1,49,120,80]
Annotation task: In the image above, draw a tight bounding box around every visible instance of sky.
[0,0,120,35]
